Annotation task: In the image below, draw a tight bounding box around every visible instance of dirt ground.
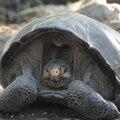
[0,104,82,120]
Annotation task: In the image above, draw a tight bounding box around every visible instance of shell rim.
[0,27,117,87]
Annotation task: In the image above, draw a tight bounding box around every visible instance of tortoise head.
[42,59,73,89]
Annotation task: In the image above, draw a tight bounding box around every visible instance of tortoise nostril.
[52,70,58,74]
[51,69,60,77]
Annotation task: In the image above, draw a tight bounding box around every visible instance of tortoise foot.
[66,80,120,120]
[0,74,39,113]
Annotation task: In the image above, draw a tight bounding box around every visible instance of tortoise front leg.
[66,80,120,120]
[0,74,39,113]
[113,82,120,110]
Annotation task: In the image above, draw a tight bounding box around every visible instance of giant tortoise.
[0,11,120,120]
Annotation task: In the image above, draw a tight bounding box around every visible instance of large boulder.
[67,0,120,33]
[79,3,120,32]
[0,0,20,12]
[0,6,8,23]
[107,0,120,4]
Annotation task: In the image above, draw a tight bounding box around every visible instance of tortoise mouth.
[42,77,73,90]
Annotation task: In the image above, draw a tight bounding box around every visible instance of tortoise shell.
[0,11,120,88]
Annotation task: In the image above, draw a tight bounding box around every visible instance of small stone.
[36,118,48,120]
[0,114,3,118]
[10,115,14,118]
[114,118,120,120]
[20,114,24,118]
[62,118,72,120]
[6,114,9,117]
[41,112,48,117]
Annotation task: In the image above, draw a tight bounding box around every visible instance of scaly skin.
[0,74,39,112]
[67,80,120,120]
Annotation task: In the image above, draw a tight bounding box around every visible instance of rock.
[67,0,120,33]
[79,3,120,23]
[0,6,8,23]
[78,3,120,32]
[0,5,18,23]
[17,5,66,23]
[41,0,78,5]
[67,0,107,11]
[0,0,20,12]
[8,11,18,23]
[107,0,120,4]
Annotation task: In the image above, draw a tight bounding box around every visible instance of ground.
[0,104,81,120]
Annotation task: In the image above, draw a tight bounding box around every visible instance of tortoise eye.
[64,68,67,73]
[46,69,49,72]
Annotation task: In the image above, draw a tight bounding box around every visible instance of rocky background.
[0,0,120,119]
